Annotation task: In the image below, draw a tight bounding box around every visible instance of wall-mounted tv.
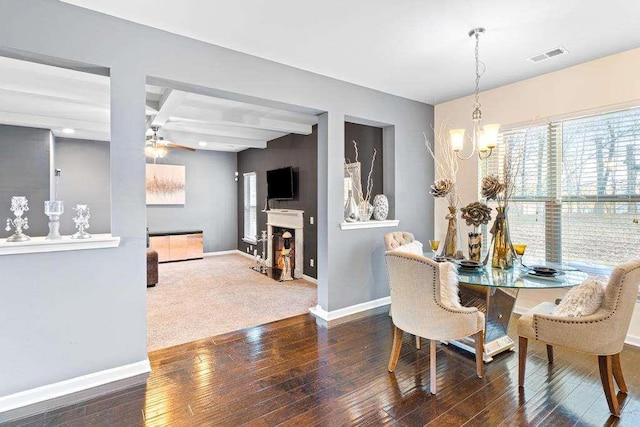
[267,166,294,200]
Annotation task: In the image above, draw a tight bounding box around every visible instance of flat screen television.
[267,166,294,200]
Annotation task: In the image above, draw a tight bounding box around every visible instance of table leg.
[448,285,518,362]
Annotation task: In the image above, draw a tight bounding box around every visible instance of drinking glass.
[513,243,527,265]
[429,239,440,258]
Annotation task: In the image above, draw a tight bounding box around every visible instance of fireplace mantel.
[265,209,304,279]
[265,209,305,229]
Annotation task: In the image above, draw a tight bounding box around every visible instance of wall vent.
[527,46,569,63]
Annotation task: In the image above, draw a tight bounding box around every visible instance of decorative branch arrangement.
[425,121,460,207]
[345,140,377,207]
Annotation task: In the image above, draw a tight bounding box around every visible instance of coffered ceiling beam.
[150,89,188,128]
[172,105,313,135]
[159,129,267,149]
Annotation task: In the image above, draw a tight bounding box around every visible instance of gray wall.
[0,0,433,399]
[237,126,317,278]
[54,137,111,235]
[147,150,237,253]
[0,124,51,237]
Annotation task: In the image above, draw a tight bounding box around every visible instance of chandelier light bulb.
[449,129,466,152]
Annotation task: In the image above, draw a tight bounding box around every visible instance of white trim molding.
[309,296,390,322]
[203,250,240,257]
[235,249,256,260]
[302,274,317,284]
[0,234,120,256]
[340,220,399,230]
[0,359,150,420]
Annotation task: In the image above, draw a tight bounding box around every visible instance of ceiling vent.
[527,46,568,63]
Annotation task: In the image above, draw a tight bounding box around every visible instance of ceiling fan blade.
[166,142,196,152]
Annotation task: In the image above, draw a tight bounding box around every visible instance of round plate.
[458,260,484,268]
[530,266,560,276]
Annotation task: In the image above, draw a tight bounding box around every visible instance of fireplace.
[266,209,304,279]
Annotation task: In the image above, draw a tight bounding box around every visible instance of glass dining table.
[450,262,588,362]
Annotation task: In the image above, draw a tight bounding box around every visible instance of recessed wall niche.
[343,119,395,222]
[0,54,111,239]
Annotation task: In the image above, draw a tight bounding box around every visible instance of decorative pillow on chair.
[395,240,424,256]
[439,262,461,309]
[553,276,606,317]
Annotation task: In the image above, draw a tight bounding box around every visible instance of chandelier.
[450,27,500,160]
[145,127,168,159]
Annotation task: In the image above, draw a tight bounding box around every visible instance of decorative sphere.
[372,194,389,221]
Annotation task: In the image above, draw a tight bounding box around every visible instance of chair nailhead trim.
[533,265,640,341]
[385,252,477,316]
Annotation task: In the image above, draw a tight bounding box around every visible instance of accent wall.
[237,125,318,278]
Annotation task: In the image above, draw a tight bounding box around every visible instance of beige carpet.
[147,254,317,351]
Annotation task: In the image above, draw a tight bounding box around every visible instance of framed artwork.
[146,164,186,205]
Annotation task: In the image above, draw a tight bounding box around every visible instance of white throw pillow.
[395,240,424,256]
[553,276,606,317]
[439,262,461,309]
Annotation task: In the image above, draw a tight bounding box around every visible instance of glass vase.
[442,206,463,259]
[344,190,359,222]
[490,206,513,269]
[358,201,373,221]
[468,231,482,262]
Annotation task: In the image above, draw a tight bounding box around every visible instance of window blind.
[560,108,640,266]
[481,106,640,267]
[243,172,257,242]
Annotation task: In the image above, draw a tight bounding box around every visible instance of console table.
[149,230,203,262]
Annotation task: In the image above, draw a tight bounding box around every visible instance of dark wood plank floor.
[7,312,640,426]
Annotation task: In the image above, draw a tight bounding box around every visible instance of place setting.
[511,244,570,282]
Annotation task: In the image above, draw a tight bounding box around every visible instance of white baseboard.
[235,249,256,260]
[0,359,150,421]
[309,296,390,322]
[625,334,640,348]
[302,274,317,284]
[203,250,239,257]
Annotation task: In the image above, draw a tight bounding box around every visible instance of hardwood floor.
[7,312,640,426]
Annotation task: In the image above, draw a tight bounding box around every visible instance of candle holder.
[71,204,92,239]
[44,200,64,240]
[5,196,30,242]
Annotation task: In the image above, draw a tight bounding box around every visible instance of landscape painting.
[146,164,186,205]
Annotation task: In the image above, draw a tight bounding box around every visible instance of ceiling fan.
[145,126,195,159]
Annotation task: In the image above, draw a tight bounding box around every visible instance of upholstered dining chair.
[385,251,485,394]
[384,231,416,252]
[384,231,422,348]
[518,259,640,416]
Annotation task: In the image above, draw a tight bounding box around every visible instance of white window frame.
[243,172,257,244]
[481,105,640,273]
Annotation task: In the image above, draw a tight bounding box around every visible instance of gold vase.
[442,206,463,259]
[490,206,513,269]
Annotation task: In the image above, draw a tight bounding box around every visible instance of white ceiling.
[146,84,317,152]
[0,56,318,152]
[0,56,110,141]
[62,0,640,104]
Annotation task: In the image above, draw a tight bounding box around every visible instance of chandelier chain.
[474,31,481,114]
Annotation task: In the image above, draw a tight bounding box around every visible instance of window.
[482,106,640,269]
[243,172,257,243]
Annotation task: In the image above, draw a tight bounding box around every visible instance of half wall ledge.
[339,220,399,230]
[0,234,120,255]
